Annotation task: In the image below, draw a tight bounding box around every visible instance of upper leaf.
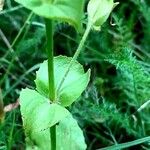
[14,0,84,30]
[35,55,90,107]
[87,0,119,30]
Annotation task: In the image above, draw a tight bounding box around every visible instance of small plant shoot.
[13,0,117,149]
[88,0,119,30]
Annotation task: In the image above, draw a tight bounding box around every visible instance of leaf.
[14,0,84,31]
[35,55,90,107]
[56,114,87,150]
[25,130,51,150]
[26,113,87,150]
[19,88,70,134]
[87,0,119,30]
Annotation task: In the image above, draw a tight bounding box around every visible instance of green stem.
[50,126,56,150]
[0,89,4,123]
[57,22,92,93]
[12,12,34,48]
[45,19,55,101]
[7,112,15,150]
[45,19,56,150]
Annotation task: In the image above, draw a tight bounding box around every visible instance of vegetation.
[0,0,150,149]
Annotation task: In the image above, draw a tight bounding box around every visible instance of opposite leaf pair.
[20,56,90,149]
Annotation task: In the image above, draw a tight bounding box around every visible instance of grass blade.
[98,136,150,150]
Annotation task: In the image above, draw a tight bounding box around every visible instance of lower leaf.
[20,88,69,134]
[26,114,87,150]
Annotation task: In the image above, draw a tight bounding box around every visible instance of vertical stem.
[7,112,15,150]
[0,89,4,123]
[45,19,55,101]
[0,89,3,109]
[50,126,56,150]
[45,19,56,150]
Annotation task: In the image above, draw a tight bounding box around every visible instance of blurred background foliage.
[0,0,150,149]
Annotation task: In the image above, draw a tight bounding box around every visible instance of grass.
[0,0,150,149]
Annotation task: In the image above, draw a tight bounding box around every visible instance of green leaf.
[35,55,90,107]
[25,130,51,150]
[14,0,84,30]
[26,113,87,150]
[87,0,119,30]
[19,88,70,134]
[56,114,87,150]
